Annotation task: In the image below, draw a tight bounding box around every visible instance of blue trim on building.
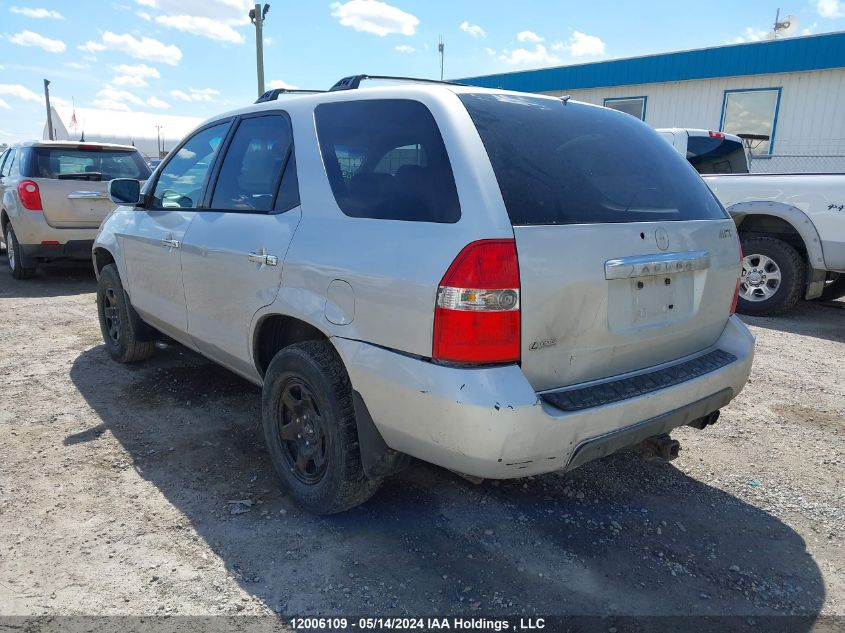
[603,95,648,121]
[719,87,782,155]
[459,32,845,93]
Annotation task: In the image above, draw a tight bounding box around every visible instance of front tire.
[737,236,805,316]
[96,264,156,363]
[4,223,36,279]
[262,341,380,514]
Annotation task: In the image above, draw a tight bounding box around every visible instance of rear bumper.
[7,211,99,256]
[334,315,755,479]
[20,239,95,261]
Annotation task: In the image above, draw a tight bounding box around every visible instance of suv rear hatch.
[460,93,740,392]
[23,145,150,228]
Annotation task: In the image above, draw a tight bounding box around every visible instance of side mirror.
[109,178,142,205]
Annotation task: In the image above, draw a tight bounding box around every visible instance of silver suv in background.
[0,141,151,278]
[93,81,755,514]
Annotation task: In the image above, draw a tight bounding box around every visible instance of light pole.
[43,79,54,140]
[155,125,163,158]
[438,37,444,81]
[249,3,270,97]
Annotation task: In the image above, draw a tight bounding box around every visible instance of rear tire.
[737,236,805,316]
[4,223,36,279]
[818,273,845,302]
[261,340,381,514]
[96,264,156,363]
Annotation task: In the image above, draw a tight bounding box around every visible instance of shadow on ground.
[0,259,96,299]
[68,343,825,623]
[740,299,844,344]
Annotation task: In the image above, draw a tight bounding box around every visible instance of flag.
[70,98,77,130]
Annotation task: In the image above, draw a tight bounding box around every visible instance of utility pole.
[250,3,270,97]
[438,36,444,81]
[43,79,54,140]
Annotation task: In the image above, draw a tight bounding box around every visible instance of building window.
[720,88,781,155]
[603,96,647,121]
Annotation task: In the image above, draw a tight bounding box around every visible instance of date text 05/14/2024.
[289,617,547,630]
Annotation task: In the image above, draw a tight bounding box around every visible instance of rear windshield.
[687,136,749,174]
[25,146,151,181]
[459,93,727,225]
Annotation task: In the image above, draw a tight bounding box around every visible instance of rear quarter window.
[314,99,460,223]
[459,93,728,225]
[687,136,749,174]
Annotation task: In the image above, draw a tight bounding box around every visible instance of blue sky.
[0,0,843,143]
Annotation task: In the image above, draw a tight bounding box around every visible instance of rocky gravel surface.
[0,263,842,626]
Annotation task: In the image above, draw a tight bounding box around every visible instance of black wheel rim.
[102,287,122,343]
[277,378,328,485]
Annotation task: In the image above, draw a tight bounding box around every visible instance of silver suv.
[93,81,755,514]
[0,141,150,278]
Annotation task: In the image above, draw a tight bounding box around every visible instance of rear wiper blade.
[58,172,103,181]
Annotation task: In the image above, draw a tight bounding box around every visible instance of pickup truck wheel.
[96,264,156,363]
[262,341,381,514]
[737,236,805,316]
[4,224,36,279]
[818,273,845,302]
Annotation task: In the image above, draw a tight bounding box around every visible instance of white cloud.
[0,98,10,110]
[113,75,149,87]
[79,32,182,65]
[802,21,819,35]
[8,30,66,53]
[64,61,90,70]
[552,31,606,57]
[516,30,544,43]
[146,96,170,109]
[97,86,145,107]
[114,63,160,79]
[484,47,496,56]
[732,27,769,43]
[330,0,419,36]
[395,44,415,53]
[92,99,132,111]
[460,21,486,38]
[10,6,64,19]
[170,87,220,102]
[0,83,42,102]
[500,44,560,66]
[268,79,299,90]
[156,14,244,43]
[137,10,152,20]
[264,37,273,45]
[817,0,844,18]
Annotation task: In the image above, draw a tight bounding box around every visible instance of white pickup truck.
[660,128,845,315]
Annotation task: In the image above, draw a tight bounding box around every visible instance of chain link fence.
[750,154,845,174]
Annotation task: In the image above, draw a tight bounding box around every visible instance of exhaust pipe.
[640,433,681,462]
[688,409,721,430]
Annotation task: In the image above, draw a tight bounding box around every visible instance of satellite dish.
[773,13,800,37]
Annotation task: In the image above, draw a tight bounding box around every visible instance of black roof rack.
[329,74,465,92]
[254,88,326,103]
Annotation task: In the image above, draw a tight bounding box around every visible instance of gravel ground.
[0,262,842,625]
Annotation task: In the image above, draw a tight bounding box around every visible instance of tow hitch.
[640,434,681,461]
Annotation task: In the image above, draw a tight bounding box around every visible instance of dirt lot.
[0,261,843,626]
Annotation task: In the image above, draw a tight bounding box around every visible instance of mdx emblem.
[655,227,670,251]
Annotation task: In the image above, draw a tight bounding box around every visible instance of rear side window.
[459,93,727,225]
[210,114,298,213]
[27,146,151,181]
[687,136,749,174]
[315,99,460,223]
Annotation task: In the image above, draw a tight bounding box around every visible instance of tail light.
[709,131,726,139]
[17,180,43,211]
[731,243,743,314]
[432,239,521,364]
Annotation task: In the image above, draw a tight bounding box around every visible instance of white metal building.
[461,32,845,173]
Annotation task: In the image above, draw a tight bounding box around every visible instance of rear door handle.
[248,252,278,266]
[161,238,180,249]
